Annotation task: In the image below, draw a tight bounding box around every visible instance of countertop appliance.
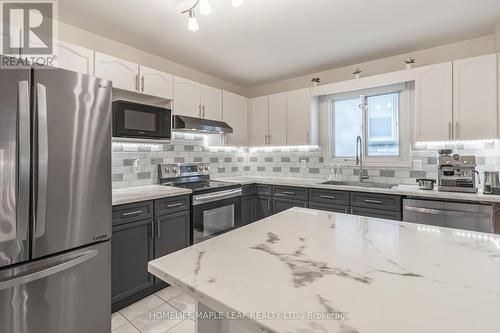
[438,154,479,193]
[159,163,242,243]
[483,171,500,195]
[0,57,112,333]
[403,199,495,233]
[416,179,436,190]
[113,100,171,140]
[172,115,233,134]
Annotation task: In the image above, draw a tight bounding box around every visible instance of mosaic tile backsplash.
[112,134,500,189]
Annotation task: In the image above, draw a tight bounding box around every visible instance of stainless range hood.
[173,115,233,134]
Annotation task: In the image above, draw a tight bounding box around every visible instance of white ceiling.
[58,0,500,87]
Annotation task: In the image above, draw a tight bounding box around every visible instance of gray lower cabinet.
[255,196,272,220]
[111,219,154,311]
[273,198,307,214]
[350,207,402,221]
[112,196,191,312]
[242,196,256,225]
[308,202,349,214]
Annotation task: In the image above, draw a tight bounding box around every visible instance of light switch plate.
[300,159,307,169]
[133,159,139,173]
[412,159,422,171]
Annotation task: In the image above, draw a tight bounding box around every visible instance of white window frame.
[327,83,413,168]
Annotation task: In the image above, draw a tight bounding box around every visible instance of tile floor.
[112,287,196,333]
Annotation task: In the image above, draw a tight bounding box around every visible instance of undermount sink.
[321,180,395,189]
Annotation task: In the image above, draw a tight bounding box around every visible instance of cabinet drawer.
[113,201,153,226]
[273,186,308,201]
[256,184,272,196]
[350,207,402,221]
[308,202,349,214]
[154,195,190,217]
[350,192,401,212]
[242,184,256,197]
[309,188,349,205]
[273,198,307,214]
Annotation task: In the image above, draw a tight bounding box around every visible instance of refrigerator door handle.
[0,249,97,291]
[35,83,48,238]
[17,81,30,238]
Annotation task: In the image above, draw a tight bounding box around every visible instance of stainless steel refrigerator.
[0,56,112,333]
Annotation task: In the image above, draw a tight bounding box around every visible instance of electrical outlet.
[300,159,307,169]
[133,159,140,173]
[412,159,422,171]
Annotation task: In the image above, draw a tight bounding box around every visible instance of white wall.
[246,35,495,97]
[495,19,500,52]
[57,22,247,96]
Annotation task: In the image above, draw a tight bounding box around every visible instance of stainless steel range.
[159,163,242,243]
[438,154,479,193]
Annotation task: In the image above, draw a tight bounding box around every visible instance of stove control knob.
[164,167,171,174]
[173,167,179,173]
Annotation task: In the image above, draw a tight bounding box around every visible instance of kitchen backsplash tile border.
[112,135,500,189]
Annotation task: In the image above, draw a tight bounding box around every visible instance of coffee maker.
[438,154,479,193]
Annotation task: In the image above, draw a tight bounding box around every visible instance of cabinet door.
[414,62,453,142]
[308,202,349,214]
[173,76,201,117]
[248,96,269,145]
[54,40,94,75]
[268,92,287,145]
[112,219,154,303]
[255,196,272,220]
[242,196,256,225]
[94,52,139,92]
[272,198,307,214]
[453,54,498,140]
[154,211,190,259]
[287,88,314,145]
[222,90,248,145]
[140,65,173,100]
[201,84,223,120]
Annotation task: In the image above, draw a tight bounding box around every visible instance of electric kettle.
[483,171,500,194]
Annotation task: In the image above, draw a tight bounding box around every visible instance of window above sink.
[328,83,412,168]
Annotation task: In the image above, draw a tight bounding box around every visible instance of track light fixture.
[182,0,244,31]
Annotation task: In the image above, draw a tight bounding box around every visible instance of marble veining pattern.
[149,208,500,333]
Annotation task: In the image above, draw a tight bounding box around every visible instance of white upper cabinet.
[94,52,139,92]
[140,65,173,100]
[453,54,498,140]
[173,76,201,117]
[286,88,317,145]
[414,62,453,142]
[54,41,94,75]
[248,96,269,146]
[222,91,248,145]
[268,92,287,145]
[201,85,223,120]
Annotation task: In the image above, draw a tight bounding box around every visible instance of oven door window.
[203,205,234,236]
[193,196,241,243]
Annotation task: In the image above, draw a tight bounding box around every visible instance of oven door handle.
[193,188,242,205]
[404,206,491,219]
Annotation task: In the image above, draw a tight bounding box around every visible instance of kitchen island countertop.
[149,208,500,333]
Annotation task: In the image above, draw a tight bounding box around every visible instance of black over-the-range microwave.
[112,100,172,139]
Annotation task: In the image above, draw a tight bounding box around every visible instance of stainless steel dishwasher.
[403,199,495,233]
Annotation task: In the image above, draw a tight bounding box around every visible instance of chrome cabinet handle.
[268,134,271,144]
[320,195,336,199]
[167,202,184,208]
[17,81,30,238]
[344,207,349,214]
[135,74,139,91]
[141,76,145,92]
[151,221,155,240]
[350,208,354,214]
[157,220,161,238]
[364,199,383,204]
[0,250,97,291]
[35,83,48,238]
[268,199,271,212]
[121,210,143,217]
[281,191,296,196]
[198,105,202,117]
[202,105,206,118]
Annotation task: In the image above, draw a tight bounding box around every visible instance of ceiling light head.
[199,0,212,15]
[188,9,199,32]
[232,0,244,7]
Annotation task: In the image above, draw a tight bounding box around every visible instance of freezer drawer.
[0,241,111,333]
[403,199,494,233]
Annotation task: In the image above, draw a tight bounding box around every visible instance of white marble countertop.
[112,185,192,206]
[149,208,500,333]
[214,176,500,203]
